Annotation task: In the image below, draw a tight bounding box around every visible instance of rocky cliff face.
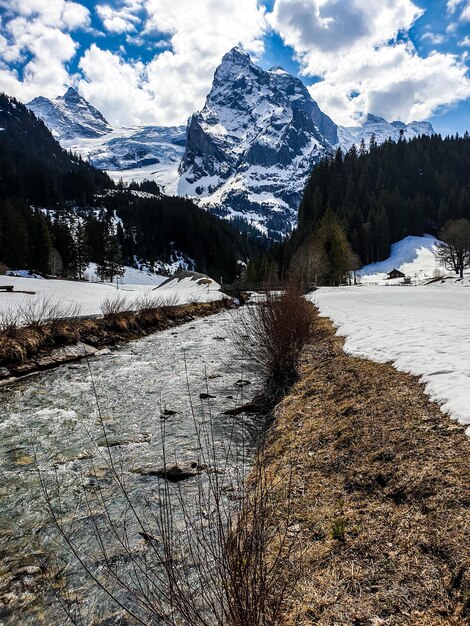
[178,47,338,238]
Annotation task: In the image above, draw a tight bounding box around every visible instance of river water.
[0,308,262,625]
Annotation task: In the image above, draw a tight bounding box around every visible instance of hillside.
[293,133,470,266]
[0,92,112,207]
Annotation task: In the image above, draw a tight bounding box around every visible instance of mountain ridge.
[24,48,435,238]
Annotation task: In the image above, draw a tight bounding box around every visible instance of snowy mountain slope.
[359,236,446,285]
[24,57,435,238]
[27,88,186,194]
[338,114,434,151]
[178,47,338,237]
[28,87,112,139]
[61,125,186,195]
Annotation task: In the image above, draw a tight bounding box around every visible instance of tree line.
[252,132,470,286]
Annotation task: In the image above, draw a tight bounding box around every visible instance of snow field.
[313,283,470,436]
[359,235,447,285]
[0,273,224,323]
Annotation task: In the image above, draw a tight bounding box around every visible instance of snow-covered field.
[313,236,470,435]
[0,273,224,321]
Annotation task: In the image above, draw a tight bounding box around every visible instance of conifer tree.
[314,209,355,285]
[96,218,125,283]
[73,223,91,280]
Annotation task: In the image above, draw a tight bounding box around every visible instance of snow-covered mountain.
[25,52,435,238]
[178,47,338,237]
[338,114,434,151]
[28,87,112,139]
[27,88,186,195]
[61,125,186,194]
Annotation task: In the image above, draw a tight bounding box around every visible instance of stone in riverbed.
[0,367,11,379]
[97,433,150,448]
[49,342,98,362]
[130,462,206,482]
[10,363,36,375]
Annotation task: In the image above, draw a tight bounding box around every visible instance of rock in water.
[131,462,206,482]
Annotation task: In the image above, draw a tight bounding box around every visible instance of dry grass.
[259,316,470,625]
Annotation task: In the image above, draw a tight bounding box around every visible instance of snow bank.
[312,283,470,435]
[0,272,225,322]
[84,263,168,287]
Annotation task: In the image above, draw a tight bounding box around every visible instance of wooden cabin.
[387,268,406,279]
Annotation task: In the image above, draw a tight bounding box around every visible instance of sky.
[0,0,469,134]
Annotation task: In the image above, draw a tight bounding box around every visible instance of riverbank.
[261,315,470,625]
[0,298,233,383]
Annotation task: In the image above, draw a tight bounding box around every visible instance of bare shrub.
[101,294,131,317]
[0,297,83,364]
[0,307,21,336]
[18,296,82,328]
[233,284,317,393]
[158,293,180,308]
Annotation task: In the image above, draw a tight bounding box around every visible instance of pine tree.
[314,209,355,285]
[96,218,125,283]
[73,223,91,280]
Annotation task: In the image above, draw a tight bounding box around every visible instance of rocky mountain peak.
[28,88,112,140]
[62,86,81,102]
[178,48,339,237]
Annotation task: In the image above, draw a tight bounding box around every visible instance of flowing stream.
[0,308,262,625]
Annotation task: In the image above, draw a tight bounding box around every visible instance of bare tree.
[347,250,362,285]
[288,240,329,291]
[435,219,470,279]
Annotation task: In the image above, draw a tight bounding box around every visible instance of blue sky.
[0,0,469,132]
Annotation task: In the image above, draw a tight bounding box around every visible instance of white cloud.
[308,43,470,125]
[0,0,469,131]
[447,0,470,20]
[458,35,470,46]
[421,32,446,45]
[0,0,90,29]
[269,0,422,75]
[0,0,89,101]
[78,44,155,124]
[447,0,462,13]
[462,4,470,20]
[269,0,470,125]
[96,3,141,34]
[77,0,267,126]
